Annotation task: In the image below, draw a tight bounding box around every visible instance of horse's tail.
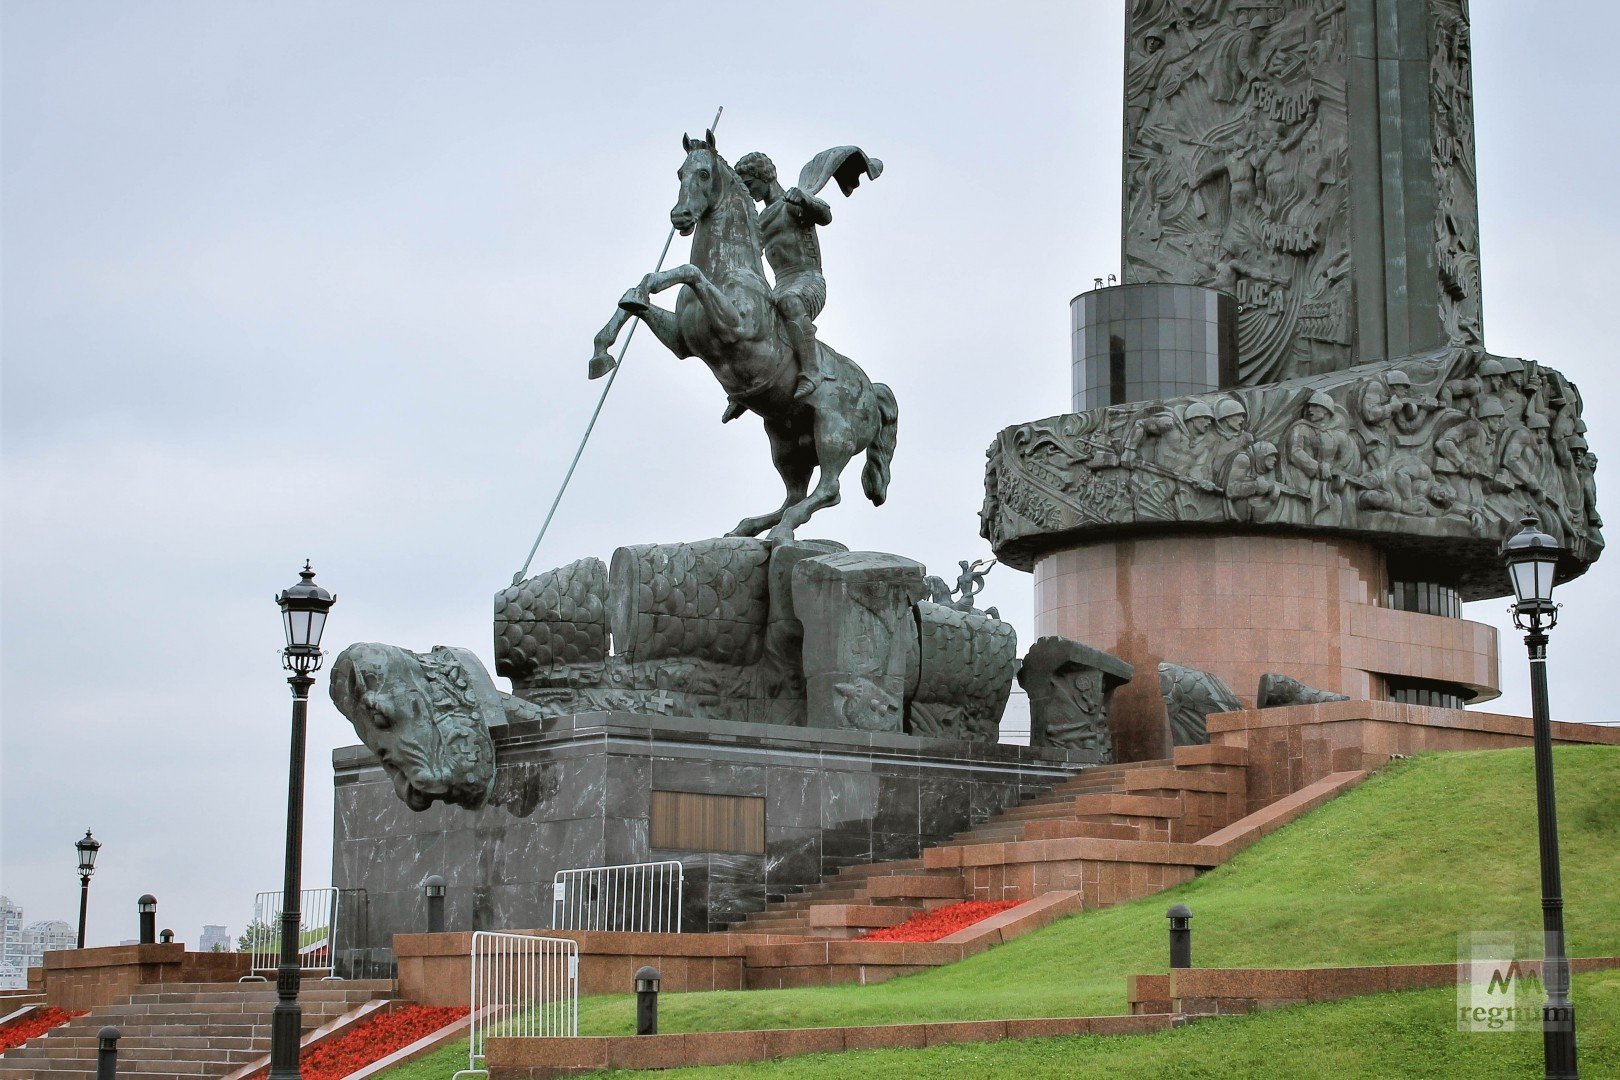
[862,382,899,506]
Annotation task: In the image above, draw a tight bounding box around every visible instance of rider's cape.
[797,146,884,198]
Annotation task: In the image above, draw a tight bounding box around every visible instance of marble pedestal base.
[331,712,1095,953]
[1033,533,1500,762]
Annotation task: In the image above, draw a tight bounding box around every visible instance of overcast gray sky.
[2,1,1614,949]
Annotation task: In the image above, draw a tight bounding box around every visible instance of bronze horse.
[589,131,898,541]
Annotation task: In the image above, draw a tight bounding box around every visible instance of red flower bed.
[0,1007,86,1052]
[861,900,1024,942]
[248,1004,468,1080]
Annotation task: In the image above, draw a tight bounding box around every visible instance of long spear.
[511,106,724,587]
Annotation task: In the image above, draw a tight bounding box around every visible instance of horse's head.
[672,128,727,236]
[329,642,499,811]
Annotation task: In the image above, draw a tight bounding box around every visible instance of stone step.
[1064,792,1183,817]
[1039,760,1170,789]
[861,875,967,901]
[122,984,392,1003]
[731,907,814,922]
[66,1036,259,1054]
[734,917,815,932]
[748,869,967,919]
[995,797,1155,822]
[1023,771,1141,796]
[1018,819,1146,841]
[948,819,1145,844]
[1121,767,1245,794]
[1018,783,1127,805]
[0,979,392,1077]
[777,884,867,902]
[805,904,920,930]
[826,859,926,882]
[43,1013,334,1033]
[121,987,378,1006]
[751,890,864,914]
[86,1001,354,1020]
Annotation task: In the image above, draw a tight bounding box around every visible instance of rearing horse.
[588,131,898,542]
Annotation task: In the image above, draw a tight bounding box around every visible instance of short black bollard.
[423,875,446,934]
[96,1026,120,1080]
[136,896,157,946]
[1167,904,1192,969]
[634,966,661,1036]
[159,929,174,944]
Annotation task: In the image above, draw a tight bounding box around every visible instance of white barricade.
[551,860,683,934]
[453,932,579,1078]
[241,887,340,980]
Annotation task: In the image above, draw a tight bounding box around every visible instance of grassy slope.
[584,971,1620,1080]
[378,745,1620,1078]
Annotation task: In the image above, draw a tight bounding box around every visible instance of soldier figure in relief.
[1578,450,1602,534]
[1434,395,1504,523]
[731,152,837,417]
[1280,390,1361,526]
[1224,439,1284,523]
[1121,402,1222,521]
[1211,396,1255,483]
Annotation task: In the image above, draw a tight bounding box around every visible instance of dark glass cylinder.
[1071,283,1238,411]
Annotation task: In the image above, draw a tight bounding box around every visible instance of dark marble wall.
[331,712,1096,950]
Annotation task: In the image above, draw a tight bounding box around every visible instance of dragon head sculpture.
[329,643,501,811]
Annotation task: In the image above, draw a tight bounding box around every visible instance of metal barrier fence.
[551,860,683,934]
[330,887,381,979]
[453,932,579,1079]
[241,887,341,979]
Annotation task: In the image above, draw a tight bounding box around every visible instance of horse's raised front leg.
[595,271,691,364]
[629,264,745,343]
[589,307,632,378]
[627,298,691,359]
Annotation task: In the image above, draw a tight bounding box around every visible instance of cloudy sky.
[3,1,1615,949]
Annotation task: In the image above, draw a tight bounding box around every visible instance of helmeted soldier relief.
[1211,396,1254,483]
[1280,390,1361,526]
[1355,368,1441,467]
[1433,394,1503,522]
[1122,400,1222,520]
[1224,439,1286,523]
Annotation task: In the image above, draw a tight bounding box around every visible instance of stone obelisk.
[983,0,1602,761]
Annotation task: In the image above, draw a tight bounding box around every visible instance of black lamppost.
[75,830,100,949]
[269,562,336,1080]
[1502,515,1577,1079]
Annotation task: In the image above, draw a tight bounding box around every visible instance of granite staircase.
[728,747,1252,939]
[0,980,393,1079]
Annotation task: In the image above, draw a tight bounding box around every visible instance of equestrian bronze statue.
[589,131,895,542]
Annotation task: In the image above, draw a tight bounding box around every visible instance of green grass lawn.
[377,745,1620,1078]
[578,970,1620,1079]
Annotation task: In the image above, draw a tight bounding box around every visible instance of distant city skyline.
[0,896,76,988]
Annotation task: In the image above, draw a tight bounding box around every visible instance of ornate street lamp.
[269,562,336,1080]
[75,829,100,949]
[1502,515,1577,1079]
